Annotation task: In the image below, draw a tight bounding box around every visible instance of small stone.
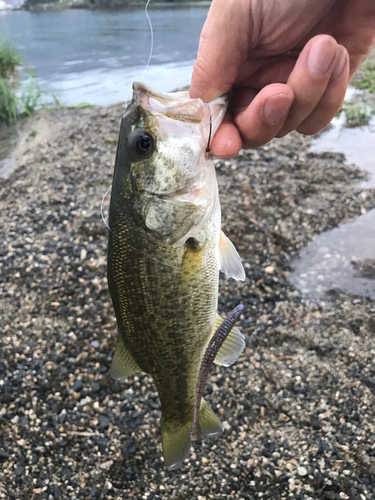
[99,414,110,429]
[297,466,307,477]
[201,457,209,464]
[312,418,322,429]
[71,379,83,392]
[257,395,266,406]
[265,266,274,273]
[62,467,71,478]
[91,341,99,348]
[15,465,25,476]
[80,248,87,260]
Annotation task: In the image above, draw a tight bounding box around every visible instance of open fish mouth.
[133,81,190,101]
[132,81,228,127]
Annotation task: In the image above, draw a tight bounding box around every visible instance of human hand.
[190,0,375,158]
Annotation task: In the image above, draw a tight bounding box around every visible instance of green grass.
[352,61,375,94]
[46,102,94,111]
[19,70,42,116]
[340,99,375,127]
[0,69,43,125]
[0,77,18,124]
[0,39,22,80]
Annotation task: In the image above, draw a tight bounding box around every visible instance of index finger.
[189,0,250,102]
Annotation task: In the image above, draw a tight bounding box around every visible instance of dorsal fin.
[219,231,245,281]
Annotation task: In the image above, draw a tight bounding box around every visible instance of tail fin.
[161,399,222,470]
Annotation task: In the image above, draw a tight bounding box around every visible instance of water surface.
[290,89,375,300]
[0,8,208,105]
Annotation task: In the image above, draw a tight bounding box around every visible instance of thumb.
[190,0,250,102]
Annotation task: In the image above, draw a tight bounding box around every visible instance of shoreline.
[20,1,211,13]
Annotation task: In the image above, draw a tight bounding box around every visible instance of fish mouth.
[132,81,229,133]
[132,81,205,124]
[133,82,189,103]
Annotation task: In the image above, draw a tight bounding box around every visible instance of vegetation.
[0,68,42,125]
[352,61,375,94]
[340,99,375,128]
[23,0,210,11]
[0,40,41,124]
[0,40,22,80]
[23,0,60,9]
[46,102,94,111]
[0,77,18,124]
[0,39,95,126]
[20,70,42,117]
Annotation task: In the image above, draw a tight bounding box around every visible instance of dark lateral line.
[190,304,244,441]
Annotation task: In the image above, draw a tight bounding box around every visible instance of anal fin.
[212,314,245,367]
[110,334,141,380]
[199,399,223,438]
[219,231,246,281]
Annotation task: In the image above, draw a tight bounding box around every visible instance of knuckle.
[297,123,321,136]
[242,134,269,149]
[298,96,345,135]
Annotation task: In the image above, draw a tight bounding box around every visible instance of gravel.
[1,103,375,499]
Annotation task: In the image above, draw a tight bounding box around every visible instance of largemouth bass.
[107,82,245,470]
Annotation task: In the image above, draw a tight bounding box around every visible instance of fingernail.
[264,94,293,125]
[308,38,336,76]
[332,46,348,79]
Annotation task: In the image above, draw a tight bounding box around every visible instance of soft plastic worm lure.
[190,304,244,441]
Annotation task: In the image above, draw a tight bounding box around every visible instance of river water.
[289,89,375,301]
[0,7,209,105]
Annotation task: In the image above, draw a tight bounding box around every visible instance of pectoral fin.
[219,231,245,281]
[110,335,141,380]
[212,314,245,367]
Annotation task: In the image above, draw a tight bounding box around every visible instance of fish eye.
[130,131,154,156]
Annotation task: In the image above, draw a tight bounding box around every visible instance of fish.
[107,82,246,470]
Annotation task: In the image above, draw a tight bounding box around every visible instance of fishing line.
[101,184,113,233]
[101,0,154,212]
[204,103,212,153]
[139,0,154,80]
[99,0,185,270]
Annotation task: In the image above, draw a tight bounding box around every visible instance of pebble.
[99,415,111,429]
[71,379,83,392]
[297,466,307,477]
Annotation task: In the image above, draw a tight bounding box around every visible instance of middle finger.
[277,34,339,137]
